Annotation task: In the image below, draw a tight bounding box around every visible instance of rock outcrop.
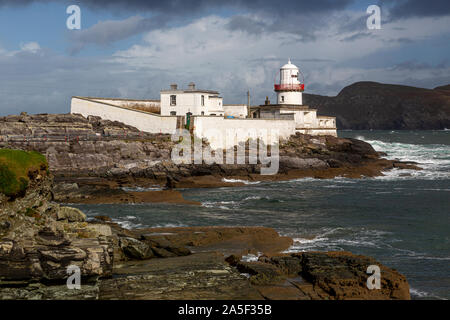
[304,82,450,130]
[0,113,420,203]
[0,152,113,285]
[234,252,410,300]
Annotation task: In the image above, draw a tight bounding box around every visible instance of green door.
[186,112,192,129]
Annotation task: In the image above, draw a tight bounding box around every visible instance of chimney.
[265,96,270,105]
[170,83,178,90]
[188,82,196,90]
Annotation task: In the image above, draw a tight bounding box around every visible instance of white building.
[70,59,337,149]
[160,82,224,118]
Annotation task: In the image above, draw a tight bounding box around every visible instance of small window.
[201,95,205,106]
[170,111,176,116]
[281,96,285,102]
[201,111,204,115]
[170,95,176,106]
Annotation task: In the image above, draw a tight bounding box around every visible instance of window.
[201,111,204,115]
[281,96,285,102]
[170,111,176,116]
[170,95,176,106]
[201,95,205,106]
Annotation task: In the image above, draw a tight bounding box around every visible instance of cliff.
[303,82,450,130]
[0,150,113,290]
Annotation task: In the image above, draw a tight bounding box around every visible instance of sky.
[0,0,449,116]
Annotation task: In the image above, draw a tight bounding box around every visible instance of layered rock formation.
[304,82,450,130]
[234,252,409,300]
[0,113,420,203]
[0,153,411,300]
[0,155,113,285]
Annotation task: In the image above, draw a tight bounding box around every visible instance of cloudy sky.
[0,0,449,116]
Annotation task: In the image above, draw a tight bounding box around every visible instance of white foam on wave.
[112,219,143,230]
[355,136,450,180]
[149,222,188,228]
[121,186,163,192]
[243,195,263,201]
[241,252,262,262]
[410,288,446,300]
[222,178,261,185]
[202,200,237,210]
[284,227,391,252]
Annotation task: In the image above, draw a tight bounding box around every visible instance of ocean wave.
[222,178,261,185]
[121,186,163,192]
[241,252,262,262]
[202,201,237,210]
[284,227,392,252]
[355,136,450,180]
[410,288,446,300]
[112,219,143,230]
[150,223,188,228]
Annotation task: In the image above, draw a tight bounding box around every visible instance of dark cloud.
[384,0,450,20]
[68,15,167,54]
[340,31,374,42]
[226,16,268,35]
[0,0,354,14]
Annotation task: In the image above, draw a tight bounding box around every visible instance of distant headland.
[304,82,450,130]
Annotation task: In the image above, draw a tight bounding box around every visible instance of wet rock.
[236,261,284,285]
[119,237,154,260]
[225,254,241,266]
[56,207,86,222]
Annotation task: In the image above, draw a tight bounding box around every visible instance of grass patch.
[0,149,48,198]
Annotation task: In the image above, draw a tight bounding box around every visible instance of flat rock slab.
[135,226,293,257]
[99,252,263,300]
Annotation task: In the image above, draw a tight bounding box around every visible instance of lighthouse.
[274,59,304,105]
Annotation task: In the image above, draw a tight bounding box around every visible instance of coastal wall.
[71,97,177,134]
[192,116,295,149]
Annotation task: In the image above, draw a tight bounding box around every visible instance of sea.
[72,130,450,300]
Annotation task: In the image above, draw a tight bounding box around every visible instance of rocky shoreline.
[0,113,420,204]
[0,151,411,300]
[0,113,418,299]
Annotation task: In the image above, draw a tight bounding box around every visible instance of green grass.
[0,149,48,198]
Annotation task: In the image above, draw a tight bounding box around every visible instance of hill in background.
[303,82,450,130]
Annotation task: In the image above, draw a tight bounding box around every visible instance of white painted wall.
[192,116,295,150]
[71,97,177,134]
[223,104,248,118]
[317,116,336,128]
[277,91,303,105]
[296,128,337,137]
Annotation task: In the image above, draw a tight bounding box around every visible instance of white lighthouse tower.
[274,59,304,105]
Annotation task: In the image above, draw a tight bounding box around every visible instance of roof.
[281,59,299,70]
[160,89,220,94]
